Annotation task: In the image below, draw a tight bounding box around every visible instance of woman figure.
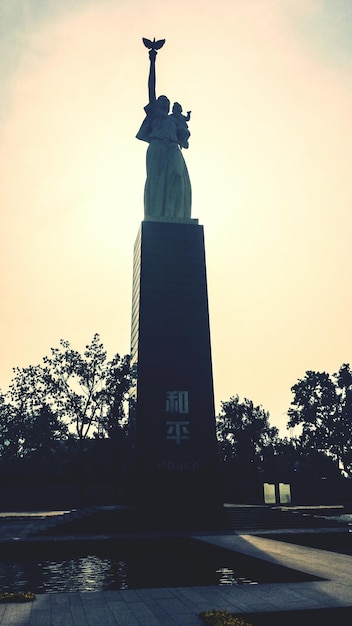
[136,49,192,219]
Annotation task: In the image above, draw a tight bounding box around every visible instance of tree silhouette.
[216,395,279,501]
[40,334,131,443]
[288,364,352,477]
[217,395,279,463]
[1,334,132,457]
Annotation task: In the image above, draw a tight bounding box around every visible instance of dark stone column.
[130,220,220,521]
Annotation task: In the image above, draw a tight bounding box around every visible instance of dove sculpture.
[142,37,166,51]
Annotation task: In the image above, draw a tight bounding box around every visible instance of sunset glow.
[1,0,352,434]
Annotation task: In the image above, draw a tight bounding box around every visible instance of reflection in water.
[42,556,113,592]
[42,555,128,592]
[0,553,261,593]
[1,562,30,592]
[117,560,128,590]
[0,555,129,593]
[0,537,321,593]
[216,567,258,586]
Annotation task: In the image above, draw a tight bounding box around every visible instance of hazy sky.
[1,0,352,434]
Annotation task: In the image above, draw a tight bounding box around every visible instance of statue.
[136,38,192,220]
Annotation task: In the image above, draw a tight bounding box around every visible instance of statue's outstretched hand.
[149,49,157,62]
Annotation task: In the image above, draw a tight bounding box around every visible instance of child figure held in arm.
[171,102,191,149]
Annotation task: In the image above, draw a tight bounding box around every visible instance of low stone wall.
[0,480,119,511]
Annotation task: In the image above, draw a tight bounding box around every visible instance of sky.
[1,0,352,435]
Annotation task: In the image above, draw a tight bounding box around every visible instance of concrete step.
[225,506,350,531]
[32,506,136,537]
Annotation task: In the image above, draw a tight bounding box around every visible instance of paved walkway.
[1,533,352,625]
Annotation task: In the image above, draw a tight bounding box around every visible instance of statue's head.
[157,95,170,113]
[172,102,182,115]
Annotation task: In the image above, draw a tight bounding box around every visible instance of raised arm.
[148,49,157,104]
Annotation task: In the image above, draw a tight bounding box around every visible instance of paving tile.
[148,603,180,625]
[102,590,126,603]
[252,582,308,612]
[27,594,51,626]
[84,606,117,626]
[158,597,192,616]
[79,591,106,605]
[210,588,273,613]
[128,600,164,625]
[29,612,53,626]
[284,581,349,609]
[176,586,226,614]
[185,587,225,611]
[67,593,89,625]
[67,593,84,606]
[134,588,158,603]
[171,612,203,625]
[106,601,141,625]
[76,593,118,626]
[115,589,141,602]
[318,582,352,607]
[51,606,75,625]
[176,586,212,605]
[48,594,75,626]
[29,608,51,625]
[170,589,202,611]
[148,588,178,598]
[1,603,31,625]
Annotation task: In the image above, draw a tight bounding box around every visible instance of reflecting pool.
[0,537,323,593]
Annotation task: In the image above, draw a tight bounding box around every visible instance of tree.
[0,389,16,460]
[216,395,279,502]
[5,364,69,457]
[268,436,341,480]
[0,386,70,488]
[1,334,133,464]
[288,364,352,477]
[217,395,279,463]
[93,351,132,441]
[40,333,132,443]
[1,335,133,501]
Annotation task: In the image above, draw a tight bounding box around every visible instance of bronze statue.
[136,38,192,220]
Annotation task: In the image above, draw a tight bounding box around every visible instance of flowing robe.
[136,102,192,219]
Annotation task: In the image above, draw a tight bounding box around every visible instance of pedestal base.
[130,220,220,512]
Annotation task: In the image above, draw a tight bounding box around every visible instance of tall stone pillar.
[130,217,220,521]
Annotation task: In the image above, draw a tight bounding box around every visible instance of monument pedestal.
[130,220,220,520]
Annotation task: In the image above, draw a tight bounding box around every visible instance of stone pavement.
[1,533,352,625]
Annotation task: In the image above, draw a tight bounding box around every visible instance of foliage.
[261,435,343,500]
[216,396,279,501]
[0,335,133,472]
[1,383,67,461]
[40,334,132,442]
[5,334,132,443]
[0,391,16,459]
[216,395,279,464]
[0,591,35,603]
[288,364,352,477]
[200,610,252,626]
